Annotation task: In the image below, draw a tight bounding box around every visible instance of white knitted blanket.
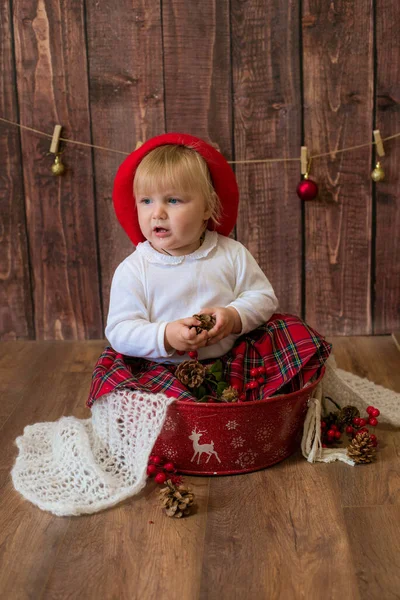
[11,355,400,516]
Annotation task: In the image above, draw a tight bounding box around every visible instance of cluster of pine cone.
[321,399,380,464]
[159,479,195,518]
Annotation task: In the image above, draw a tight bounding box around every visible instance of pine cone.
[337,405,360,427]
[192,313,216,335]
[220,386,239,402]
[159,479,195,518]
[175,360,206,388]
[347,431,377,464]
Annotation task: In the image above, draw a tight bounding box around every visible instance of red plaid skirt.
[87,313,332,409]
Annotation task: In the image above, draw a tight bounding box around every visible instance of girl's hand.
[164,317,209,353]
[199,306,242,346]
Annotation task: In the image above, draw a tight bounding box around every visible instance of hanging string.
[1,115,400,164]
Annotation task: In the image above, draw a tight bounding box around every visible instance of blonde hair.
[133,144,222,227]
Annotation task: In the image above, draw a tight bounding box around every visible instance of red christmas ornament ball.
[297,178,318,201]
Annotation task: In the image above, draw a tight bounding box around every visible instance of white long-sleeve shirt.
[105,230,279,364]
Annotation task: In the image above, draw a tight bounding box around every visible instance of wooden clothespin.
[300,146,308,176]
[50,125,65,176]
[50,124,62,154]
[373,130,385,157]
[371,130,385,182]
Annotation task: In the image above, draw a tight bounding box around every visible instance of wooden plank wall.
[1,0,399,340]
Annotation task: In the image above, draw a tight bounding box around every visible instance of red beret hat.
[112,133,239,246]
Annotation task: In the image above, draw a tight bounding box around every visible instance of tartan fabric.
[86,313,332,408]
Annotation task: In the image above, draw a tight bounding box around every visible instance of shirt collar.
[136,230,218,265]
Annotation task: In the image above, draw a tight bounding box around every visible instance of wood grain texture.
[231,0,302,314]
[0,337,399,598]
[302,1,374,335]
[85,0,165,321]
[162,1,232,157]
[13,0,102,339]
[374,1,400,334]
[0,2,33,340]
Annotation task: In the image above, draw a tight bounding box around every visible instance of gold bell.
[371,161,385,182]
[51,154,65,176]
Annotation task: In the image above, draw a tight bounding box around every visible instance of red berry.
[155,472,167,484]
[188,351,198,360]
[239,393,246,401]
[147,464,157,476]
[150,455,162,465]
[321,421,327,429]
[257,366,266,374]
[245,382,253,390]
[368,417,378,426]
[366,406,374,415]
[371,408,380,418]
[334,431,341,439]
[176,350,185,356]
[371,440,378,447]
[322,444,328,448]
[250,368,258,377]
[250,380,259,389]
[257,377,265,384]
[358,428,368,434]
[232,384,241,391]
[331,424,337,431]
[346,426,354,434]
[353,417,361,426]
[369,434,377,442]
[358,418,367,427]
[164,462,175,472]
[327,429,335,438]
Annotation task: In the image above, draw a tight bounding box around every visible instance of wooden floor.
[1,336,399,600]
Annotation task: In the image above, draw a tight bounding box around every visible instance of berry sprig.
[147,455,182,486]
[236,366,266,401]
[345,406,380,447]
[320,404,380,448]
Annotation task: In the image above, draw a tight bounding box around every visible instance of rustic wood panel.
[0,2,33,340]
[13,0,102,339]
[231,0,302,315]
[86,0,165,322]
[374,1,400,334]
[162,1,232,158]
[302,1,374,335]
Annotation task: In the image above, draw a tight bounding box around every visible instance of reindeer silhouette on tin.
[189,427,221,464]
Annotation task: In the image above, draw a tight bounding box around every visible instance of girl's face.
[136,186,212,256]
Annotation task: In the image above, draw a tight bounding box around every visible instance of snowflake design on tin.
[231,436,245,449]
[262,442,274,453]
[163,416,178,432]
[255,423,275,442]
[235,450,259,469]
[159,446,178,460]
[279,404,297,420]
[225,420,239,430]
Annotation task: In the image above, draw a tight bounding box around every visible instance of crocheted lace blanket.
[11,355,400,516]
